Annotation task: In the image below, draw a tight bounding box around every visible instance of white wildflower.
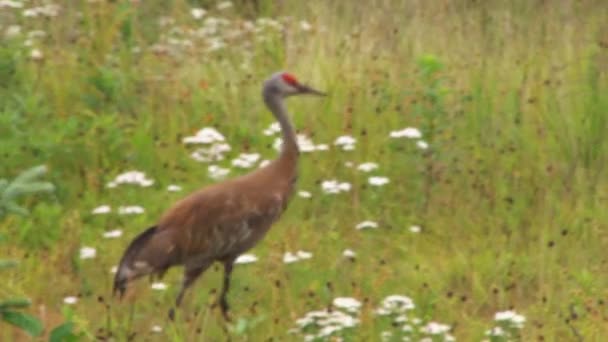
[298,190,312,198]
[263,122,281,136]
[118,206,145,215]
[283,252,299,264]
[318,325,342,337]
[357,162,379,172]
[22,8,38,17]
[110,266,118,274]
[409,225,421,233]
[368,176,390,186]
[235,254,258,264]
[207,38,225,52]
[183,127,225,144]
[4,25,21,38]
[208,165,230,180]
[381,331,393,341]
[151,325,163,333]
[151,282,167,290]
[417,140,429,150]
[63,296,78,305]
[283,251,312,263]
[321,180,351,194]
[334,135,356,151]
[216,1,233,10]
[333,297,361,313]
[23,4,60,18]
[30,49,44,61]
[0,1,23,9]
[256,17,282,30]
[423,322,451,335]
[191,8,206,19]
[495,310,519,322]
[167,184,182,192]
[376,295,415,315]
[103,229,123,239]
[231,153,261,169]
[511,313,526,327]
[300,20,312,31]
[494,310,526,329]
[296,250,312,259]
[91,205,111,214]
[80,247,96,259]
[342,249,356,258]
[390,127,422,139]
[191,142,232,162]
[107,170,154,188]
[355,221,378,230]
[486,326,505,336]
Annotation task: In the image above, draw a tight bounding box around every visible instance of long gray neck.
[263,89,299,159]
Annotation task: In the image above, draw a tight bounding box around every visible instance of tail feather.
[113,226,177,298]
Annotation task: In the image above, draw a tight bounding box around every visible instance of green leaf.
[0,298,31,310]
[234,318,248,335]
[0,259,18,269]
[50,322,79,342]
[12,165,48,184]
[3,201,29,216]
[1,310,43,336]
[0,179,8,192]
[3,182,55,201]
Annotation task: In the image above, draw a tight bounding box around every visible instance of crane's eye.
[281,73,299,86]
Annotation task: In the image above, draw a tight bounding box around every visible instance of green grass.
[1,0,608,340]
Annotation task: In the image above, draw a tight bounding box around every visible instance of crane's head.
[264,71,326,98]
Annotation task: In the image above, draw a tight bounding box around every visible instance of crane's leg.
[169,260,212,320]
[218,259,236,321]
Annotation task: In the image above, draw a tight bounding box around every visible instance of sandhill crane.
[113,72,325,320]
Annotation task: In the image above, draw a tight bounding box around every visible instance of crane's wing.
[156,181,286,259]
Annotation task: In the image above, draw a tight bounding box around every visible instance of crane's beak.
[297,84,326,96]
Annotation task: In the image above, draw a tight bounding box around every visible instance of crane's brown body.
[124,155,298,279]
[113,72,323,320]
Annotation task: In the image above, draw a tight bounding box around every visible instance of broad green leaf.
[50,322,79,342]
[0,298,31,309]
[0,259,18,269]
[1,310,43,336]
[3,201,28,216]
[12,165,48,184]
[0,179,8,192]
[234,318,248,335]
[3,182,55,200]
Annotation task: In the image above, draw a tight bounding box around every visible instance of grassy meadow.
[1,0,608,340]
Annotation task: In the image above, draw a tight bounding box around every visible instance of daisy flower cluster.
[291,297,362,341]
[484,310,526,341]
[291,294,455,341]
[376,295,455,342]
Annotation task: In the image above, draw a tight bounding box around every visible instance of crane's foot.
[219,298,232,322]
[221,309,232,322]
